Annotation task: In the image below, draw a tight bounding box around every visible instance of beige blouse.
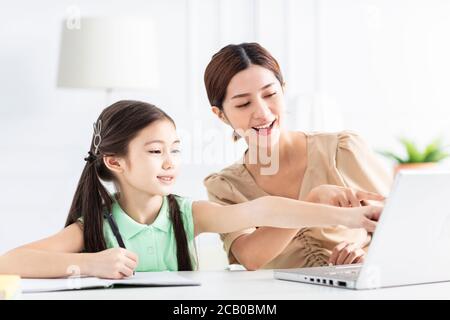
[203,131,393,269]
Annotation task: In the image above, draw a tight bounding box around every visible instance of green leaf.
[423,137,443,160]
[423,149,441,162]
[433,152,450,162]
[400,138,423,163]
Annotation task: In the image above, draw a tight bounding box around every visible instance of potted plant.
[380,137,449,175]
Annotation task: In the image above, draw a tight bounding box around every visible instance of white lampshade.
[57,17,159,90]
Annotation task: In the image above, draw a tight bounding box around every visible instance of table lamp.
[57,16,159,102]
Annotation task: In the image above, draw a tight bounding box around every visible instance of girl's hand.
[87,248,138,279]
[344,205,383,233]
[306,184,385,207]
[329,241,366,265]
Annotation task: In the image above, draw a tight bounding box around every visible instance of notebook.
[21,272,200,293]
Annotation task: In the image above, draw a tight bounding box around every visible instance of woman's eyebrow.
[145,139,180,146]
[231,82,275,99]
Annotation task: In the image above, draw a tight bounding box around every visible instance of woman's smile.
[251,118,277,136]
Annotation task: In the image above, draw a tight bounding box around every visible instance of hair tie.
[84,151,97,163]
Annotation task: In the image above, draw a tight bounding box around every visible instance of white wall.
[317,0,450,149]
[1,0,449,268]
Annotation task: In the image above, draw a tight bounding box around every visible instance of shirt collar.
[111,196,171,240]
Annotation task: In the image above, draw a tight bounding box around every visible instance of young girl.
[0,101,382,279]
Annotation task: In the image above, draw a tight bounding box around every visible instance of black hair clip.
[84,151,97,163]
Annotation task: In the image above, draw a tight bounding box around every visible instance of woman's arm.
[0,223,138,279]
[230,228,300,270]
[193,196,381,236]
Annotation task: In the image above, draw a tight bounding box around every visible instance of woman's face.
[217,64,285,148]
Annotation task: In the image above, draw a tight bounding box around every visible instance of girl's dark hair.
[204,42,284,110]
[65,100,193,271]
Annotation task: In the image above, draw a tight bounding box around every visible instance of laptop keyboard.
[323,266,361,280]
[282,265,363,281]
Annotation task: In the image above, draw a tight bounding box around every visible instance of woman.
[203,43,392,270]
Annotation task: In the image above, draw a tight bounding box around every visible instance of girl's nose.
[162,155,174,170]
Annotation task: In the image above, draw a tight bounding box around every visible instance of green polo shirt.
[79,195,196,271]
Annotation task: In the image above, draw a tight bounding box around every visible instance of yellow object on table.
[0,275,21,300]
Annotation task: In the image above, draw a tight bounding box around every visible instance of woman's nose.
[253,99,272,119]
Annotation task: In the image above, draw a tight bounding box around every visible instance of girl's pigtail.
[167,194,193,271]
[66,119,113,253]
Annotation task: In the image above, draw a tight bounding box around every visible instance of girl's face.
[115,119,181,196]
[216,64,285,148]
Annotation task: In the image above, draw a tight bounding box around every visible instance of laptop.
[274,171,450,289]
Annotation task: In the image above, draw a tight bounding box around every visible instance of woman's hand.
[306,184,385,207]
[329,241,366,265]
[86,248,138,279]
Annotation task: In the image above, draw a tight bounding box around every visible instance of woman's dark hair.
[204,42,284,110]
[65,100,193,271]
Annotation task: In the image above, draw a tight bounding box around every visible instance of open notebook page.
[21,272,200,293]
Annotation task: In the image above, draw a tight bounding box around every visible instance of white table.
[20,270,450,300]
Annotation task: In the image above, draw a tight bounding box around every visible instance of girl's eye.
[148,150,162,154]
[264,92,277,98]
[171,149,181,154]
[236,102,250,108]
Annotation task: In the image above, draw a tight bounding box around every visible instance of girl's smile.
[157,175,175,184]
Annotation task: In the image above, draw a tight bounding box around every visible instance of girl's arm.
[0,223,86,278]
[192,196,381,236]
[0,223,137,279]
